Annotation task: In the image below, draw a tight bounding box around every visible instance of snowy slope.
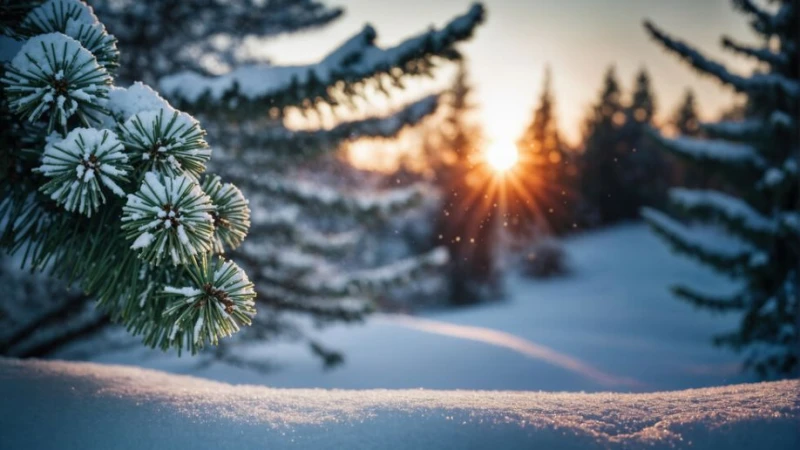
[92,225,751,392]
[1,358,798,450]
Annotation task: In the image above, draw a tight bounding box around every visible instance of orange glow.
[484,140,519,173]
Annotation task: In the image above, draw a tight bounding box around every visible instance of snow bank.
[0,358,797,450]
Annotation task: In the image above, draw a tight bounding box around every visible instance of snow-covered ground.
[1,358,797,450]
[92,224,753,392]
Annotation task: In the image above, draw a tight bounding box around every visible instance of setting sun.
[485,142,519,173]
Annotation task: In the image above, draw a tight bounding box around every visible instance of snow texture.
[0,358,798,450]
[105,82,174,123]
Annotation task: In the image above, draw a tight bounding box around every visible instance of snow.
[660,136,764,167]
[118,108,211,177]
[1,357,798,450]
[644,20,799,99]
[37,127,128,216]
[250,175,424,217]
[158,4,483,105]
[669,188,775,233]
[121,173,214,264]
[642,208,755,260]
[92,225,756,393]
[105,82,174,122]
[2,32,109,129]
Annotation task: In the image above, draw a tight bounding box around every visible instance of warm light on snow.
[485,141,518,172]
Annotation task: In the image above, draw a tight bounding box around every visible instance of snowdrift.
[1,358,797,449]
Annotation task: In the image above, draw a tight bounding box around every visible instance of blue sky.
[265,0,755,146]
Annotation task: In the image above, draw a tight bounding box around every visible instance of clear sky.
[264,0,756,147]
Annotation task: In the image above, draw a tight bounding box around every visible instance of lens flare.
[485,141,519,172]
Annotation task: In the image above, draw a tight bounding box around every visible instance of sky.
[264,0,756,147]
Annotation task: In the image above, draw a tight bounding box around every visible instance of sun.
[485,141,519,173]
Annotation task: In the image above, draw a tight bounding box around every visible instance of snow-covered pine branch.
[243,176,426,219]
[648,129,765,170]
[643,20,799,100]
[249,207,358,257]
[158,4,485,112]
[91,0,345,85]
[721,36,790,70]
[234,95,440,165]
[641,208,757,275]
[1,0,255,355]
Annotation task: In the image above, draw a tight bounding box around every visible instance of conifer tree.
[576,66,626,226]
[618,68,668,215]
[429,63,500,305]
[2,0,486,362]
[512,67,575,237]
[669,89,713,189]
[672,89,702,137]
[642,0,799,377]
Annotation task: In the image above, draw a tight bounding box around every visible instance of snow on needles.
[158,4,484,105]
[1,358,798,450]
[37,127,130,216]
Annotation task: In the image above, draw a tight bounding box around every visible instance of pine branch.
[721,36,790,69]
[669,188,776,241]
[649,128,765,170]
[730,0,780,36]
[672,285,746,312]
[642,207,754,276]
[0,290,91,354]
[159,4,485,112]
[643,20,799,99]
[236,95,440,164]
[11,313,108,358]
[240,175,425,219]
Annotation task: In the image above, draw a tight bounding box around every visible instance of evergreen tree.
[1,0,486,362]
[617,68,668,215]
[1,0,255,356]
[669,89,714,189]
[672,89,701,137]
[429,63,500,305]
[512,67,576,237]
[642,0,799,377]
[576,66,626,227]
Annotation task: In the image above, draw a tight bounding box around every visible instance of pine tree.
[669,89,714,189]
[512,67,576,237]
[642,0,799,377]
[576,66,626,226]
[672,89,702,137]
[617,68,668,215]
[0,0,484,363]
[429,63,500,305]
[1,0,255,356]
